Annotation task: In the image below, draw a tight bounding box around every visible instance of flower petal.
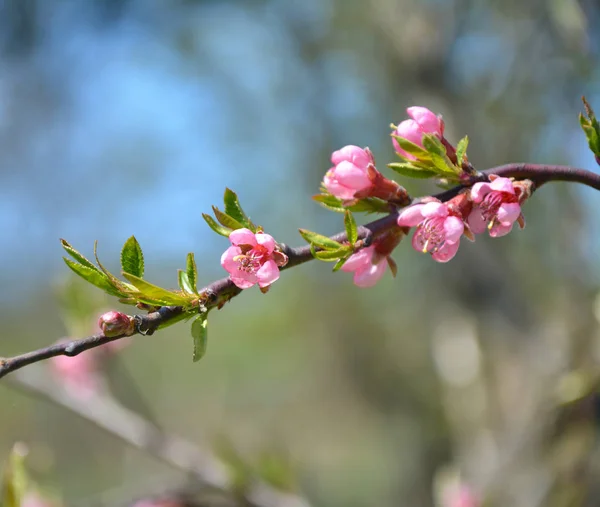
[443,216,464,243]
[489,177,516,194]
[421,201,448,218]
[353,260,387,288]
[255,232,276,252]
[489,222,513,238]
[467,207,487,234]
[331,145,370,167]
[397,204,426,227]
[221,246,242,272]
[334,161,371,189]
[470,182,491,203]
[256,259,280,287]
[496,202,521,225]
[394,119,425,146]
[432,240,460,263]
[406,106,442,135]
[341,246,374,272]
[229,228,257,247]
[230,272,257,289]
[323,170,356,200]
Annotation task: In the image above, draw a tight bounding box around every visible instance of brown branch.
[6,368,311,507]
[1,162,599,380]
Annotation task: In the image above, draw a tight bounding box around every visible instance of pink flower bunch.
[50,343,104,400]
[221,228,288,290]
[323,145,406,203]
[393,106,445,160]
[397,199,467,263]
[468,176,525,237]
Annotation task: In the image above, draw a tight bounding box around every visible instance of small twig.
[6,368,311,507]
[1,163,598,380]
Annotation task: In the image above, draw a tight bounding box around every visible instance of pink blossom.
[50,344,103,399]
[323,145,374,200]
[221,228,287,289]
[468,177,522,237]
[22,493,55,507]
[442,485,480,507]
[393,106,444,160]
[98,310,133,338]
[397,201,464,262]
[341,245,389,288]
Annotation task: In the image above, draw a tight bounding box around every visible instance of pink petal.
[406,106,442,135]
[229,228,257,247]
[489,222,513,238]
[467,208,487,234]
[397,204,426,227]
[331,145,370,168]
[421,201,448,218]
[432,240,460,263]
[334,161,371,189]
[256,259,280,287]
[221,246,242,272]
[496,202,521,225]
[489,177,516,194]
[255,232,275,252]
[470,182,492,203]
[353,260,387,288]
[341,246,374,272]
[323,171,356,200]
[443,216,464,243]
[394,119,425,146]
[229,272,257,289]
[411,229,426,252]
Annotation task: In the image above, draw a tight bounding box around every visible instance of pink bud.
[323,145,374,200]
[98,311,134,338]
[392,106,444,160]
[221,229,287,290]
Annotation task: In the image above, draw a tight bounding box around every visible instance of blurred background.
[2,0,600,506]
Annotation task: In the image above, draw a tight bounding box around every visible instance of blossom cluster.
[219,107,531,290]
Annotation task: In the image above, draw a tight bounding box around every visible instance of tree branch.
[1,163,598,380]
[5,368,311,507]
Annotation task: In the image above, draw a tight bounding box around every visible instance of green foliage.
[191,315,208,362]
[2,444,28,507]
[344,210,358,245]
[455,135,469,166]
[203,188,258,237]
[202,213,232,237]
[312,193,390,214]
[121,236,144,278]
[299,227,354,270]
[580,96,600,159]
[388,163,438,179]
[186,253,199,294]
[392,135,431,159]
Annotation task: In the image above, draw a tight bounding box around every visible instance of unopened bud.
[98,311,134,337]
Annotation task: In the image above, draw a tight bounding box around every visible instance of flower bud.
[98,311,134,337]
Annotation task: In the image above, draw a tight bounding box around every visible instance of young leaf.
[388,163,437,179]
[392,136,431,159]
[455,135,469,165]
[332,256,350,272]
[202,213,232,237]
[298,229,343,250]
[421,134,446,157]
[344,210,358,245]
[191,315,208,362]
[186,252,198,294]
[314,247,351,261]
[122,272,191,306]
[224,188,254,230]
[430,152,459,175]
[60,239,101,273]
[63,258,122,296]
[348,198,391,214]
[312,194,345,213]
[121,235,144,278]
[2,444,28,507]
[212,206,245,231]
[178,270,195,295]
[94,241,128,291]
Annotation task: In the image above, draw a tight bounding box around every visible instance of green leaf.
[212,206,245,231]
[421,134,446,157]
[347,198,391,214]
[120,235,144,278]
[2,444,28,507]
[332,256,350,272]
[312,194,345,212]
[388,163,438,179]
[392,136,431,159]
[344,210,358,245]
[202,213,232,237]
[224,188,254,230]
[431,153,458,175]
[186,252,198,294]
[298,229,343,250]
[314,247,352,261]
[94,241,128,291]
[63,258,122,296]
[60,239,101,273]
[455,135,469,165]
[178,270,195,295]
[191,315,208,362]
[122,272,191,306]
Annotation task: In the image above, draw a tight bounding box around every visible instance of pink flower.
[468,177,523,237]
[50,343,103,400]
[98,311,133,338]
[221,228,288,290]
[442,484,480,507]
[392,106,444,160]
[22,493,56,507]
[341,245,389,288]
[397,201,464,262]
[323,145,374,200]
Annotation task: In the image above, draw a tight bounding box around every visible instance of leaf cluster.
[203,188,258,237]
[580,96,600,159]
